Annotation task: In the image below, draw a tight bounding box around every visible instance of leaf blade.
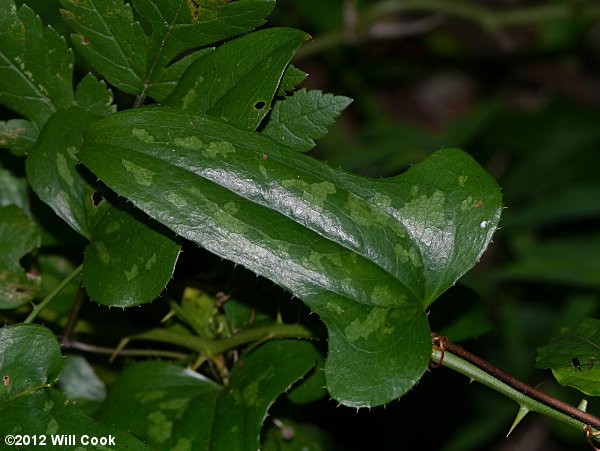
[536,318,600,396]
[0,389,151,450]
[262,88,352,152]
[0,1,74,127]
[59,0,147,95]
[0,324,62,405]
[0,206,41,309]
[172,341,318,450]
[166,28,310,130]
[79,107,502,406]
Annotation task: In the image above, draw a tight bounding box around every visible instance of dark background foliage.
[268,1,600,449]
[2,0,599,449]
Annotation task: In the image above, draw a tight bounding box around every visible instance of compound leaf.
[131,0,276,100]
[0,206,41,309]
[60,0,147,95]
[79,107,502,407]
[60,0,276,101]
[262,88,353,152]
[0,0,74,128]
[166,28,309,130]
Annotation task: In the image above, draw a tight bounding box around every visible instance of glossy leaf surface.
[166,28,309,130]
[79,107,502,406]
[0,206,41,309]
[536,318,600,395]
[26,107,180,307]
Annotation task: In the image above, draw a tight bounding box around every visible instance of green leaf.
[83,203,181,307]
[75,73,116,117]
[57,355,106,415]
[277,64,308,96]
[0,324,62,405]
[166,28,309,130]
[262,89,353,152]
[60,0,277,101]
[26,107,105,239]
[131,0,277,101]
[535,318,600,396]
[0,119,38,156]
[25,107,180,307]
[0,389,151,450]
[171,340,318,450]
[78,107,503,406]
[286,353,327,404]
[0,205,42,309]
[96,361,219,447]
[0,165,29,212]
[59,0,147,95]
[0,1,74,128]
[97,342,316,450]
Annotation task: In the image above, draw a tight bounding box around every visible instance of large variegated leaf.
[78,107,502,407]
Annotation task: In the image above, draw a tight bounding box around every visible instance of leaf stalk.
[24,264,83,324]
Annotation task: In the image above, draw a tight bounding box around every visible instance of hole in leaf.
[254,101,267,110]
[81,36,89,45]
[91,191,104,207]
[3,375,9,386]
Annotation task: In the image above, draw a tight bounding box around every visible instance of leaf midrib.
[93,133,425,306]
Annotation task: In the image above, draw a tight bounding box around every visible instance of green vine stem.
[24,263,83,324]
[431,345,600,444]
[63,339,189,361]
[295,0,600,60]
[109,322,317,362]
